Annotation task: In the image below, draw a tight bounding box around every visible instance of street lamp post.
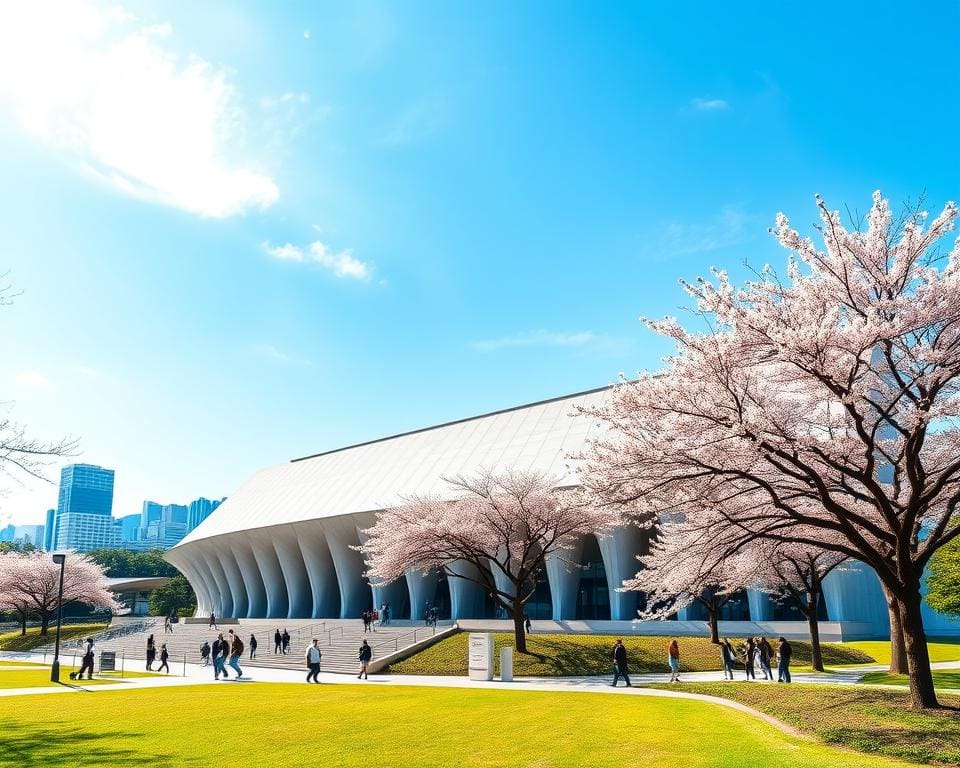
[50,553,66,683]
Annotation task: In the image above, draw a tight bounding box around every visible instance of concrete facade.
[166,388,960,638]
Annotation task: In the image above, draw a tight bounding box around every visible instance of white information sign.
[468,632,494,681]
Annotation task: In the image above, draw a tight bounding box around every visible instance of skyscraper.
[187,497,221,531]
[44,509,55,550]
[52,463,116,551]
[13,524,45,547]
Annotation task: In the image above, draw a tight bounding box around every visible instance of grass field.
[388,633,875,676]
[0,624,108,652]
[0,683,928,768]
[859,670,960,690]
[646,682,960,766]
[836,639,960,666]
[0,660,158,689]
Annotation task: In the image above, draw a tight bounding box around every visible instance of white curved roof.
[174,386,610,546]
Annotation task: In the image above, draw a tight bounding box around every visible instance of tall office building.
[118,513,141,544]
[44,509,55,550]
[13,524,45,547]
[186,497,224,532]
[141,500,163,531]
[0,523,14,542]
[52,463,116,551]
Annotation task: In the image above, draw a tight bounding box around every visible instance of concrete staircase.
[37,618,452,675]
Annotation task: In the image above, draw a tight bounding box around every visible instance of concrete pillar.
[354,520,410,619]
[213,543,245,618]
[447,560,488,619]
[273,529,313,619]
[546,537,584,620]
[251,536,290,619]
[405,570,438,620]
[747,589,773,621]
[231,540,267,618]
[192,552,224,616]
[325,516,369,618]
[822,562,889,634]
[168,551,212,616]
[597,525,646,621]
[296,521,340,618]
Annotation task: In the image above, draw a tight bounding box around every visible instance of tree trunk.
[19,614,27,635]
[40,615,49,635]
[896,586,939,709]
[807,604,824,672]
[512,605,527,654]
[707,605,720,644]
[884,585,909,674]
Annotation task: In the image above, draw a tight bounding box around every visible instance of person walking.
[610,639,631,687]
[228,630,244,678]
[249,634,258,660]
[212,633,229,679]
[274,628,282,654]
[209,612,217,629]
[306,638,322,683]
[281,629,290,654]
[157,643,170,674]
[200,641,211,666]
[524,613,532,634]
[77,637,95,680]
[742,638,756,680]
[776,637,792,683]
[758,637,773,680]
[721,639,736,680]
[362,610,370,633]
[667,639,681,683]
[146,634,156,671]
[163,616,172,634]
[358,639,372,679]
[382,603,390,626]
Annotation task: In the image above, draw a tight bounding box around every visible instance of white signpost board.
[468,632,494,681]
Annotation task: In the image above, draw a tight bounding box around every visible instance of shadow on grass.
[0,721,177,768]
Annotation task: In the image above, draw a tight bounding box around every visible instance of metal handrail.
[370,625,438,655]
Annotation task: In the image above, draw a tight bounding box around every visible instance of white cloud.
[691,97,730,111]
[472,330,596,352]
[0,1,279,218]
[262,239,371,281]
[303,29,311,40]
[649,204,755,259]
[12,370,53,391]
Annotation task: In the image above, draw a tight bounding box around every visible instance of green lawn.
[0,661,158,688]
[646,682,960,766]
[0,683,925,768]
[859,670,960,690]
[388,632,874,676]
[0,624,108,652]
[837,638,960,666]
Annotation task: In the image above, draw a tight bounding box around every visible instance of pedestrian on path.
[721,639,736,680]
[209,612,217,629]
[212,633,229,679]
[77,637,95,680]
[358,639,372,679]
[742,638,756,680]
[524,613,532,634]
[200,641,211,666]
[306,638,322,683]
[610,639,631,687]
[362,611,371,633]
[274,629,282,654]
[776,637,792,683]
[668,639,681,683]
[758,637,773,680]
[281,629,290,654]
[157,643,170,674]
[228,630,244,678]
[164,616,173,634]
[146,634,156,671]
[249,634,258,660]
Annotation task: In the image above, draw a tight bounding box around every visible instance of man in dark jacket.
[776,637,793,683]
[611,639,631,687]
[228,630,244,678]
[212,634,228,679]
[274,629,282,654]
[281,629,290,655]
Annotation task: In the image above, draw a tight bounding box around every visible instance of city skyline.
[2,2,960,527]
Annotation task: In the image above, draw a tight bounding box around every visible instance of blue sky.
[2,1,959,525]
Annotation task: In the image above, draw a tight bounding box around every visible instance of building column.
[447,560,488,619]
[747,589,773,621]
[405,570,438,620]
[273,529,313,619]
[213,543,245,618]
[546,537,584,620]
[250,535,289,619]
[597,524,646,620]
[296,521,340,618]
[324,516,369,619]
[230,540,267,618]
[822,561,889,634]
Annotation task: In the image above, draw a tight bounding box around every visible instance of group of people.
[303,637,374,683]
[145,634,171,674]
[196,630,246,679]
[423,603,440,627]
[611,636,794,687]
[721,636,792,682]
[274,628,290,654]
[361,609,381,632]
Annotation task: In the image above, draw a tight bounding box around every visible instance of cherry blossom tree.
[0,552,34,634]
[361,470,614,653]
[583,192,960,708]
[739,541,847,672]
[0,550,120,634]
[623,519,751,644]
